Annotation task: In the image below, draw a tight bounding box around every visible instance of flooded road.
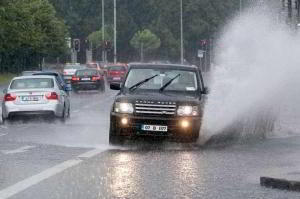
[0,87,299,198]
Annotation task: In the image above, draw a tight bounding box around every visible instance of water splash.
[201,3,300,143]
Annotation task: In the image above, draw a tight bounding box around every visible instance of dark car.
[32,71,72,94]
[21,70,41,76]
[109,63,208,145]
[106,64,127,84]
[71,69,105,92]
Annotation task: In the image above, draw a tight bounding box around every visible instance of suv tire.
[109,120,125,145]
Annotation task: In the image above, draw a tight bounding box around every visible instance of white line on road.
[0,133,7,137]
[77,148,104,158]
[0,148,106,199]
[1,145,35,155]
[0,159,82,199]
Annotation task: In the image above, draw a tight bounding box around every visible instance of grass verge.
[0,73,16,85]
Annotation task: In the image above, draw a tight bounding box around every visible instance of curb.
[260,176,300,192]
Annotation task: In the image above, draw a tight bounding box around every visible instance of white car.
[63,64,85,83]
[2,75,71,121]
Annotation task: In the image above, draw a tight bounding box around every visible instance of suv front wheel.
[109,120,126,145]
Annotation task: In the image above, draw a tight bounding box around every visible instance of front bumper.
[2,101,62,118]
[110,112,201,137]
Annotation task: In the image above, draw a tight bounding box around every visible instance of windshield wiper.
[159,74,181,92]
[129,74,158,92]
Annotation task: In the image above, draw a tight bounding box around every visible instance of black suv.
[109,63,208,144]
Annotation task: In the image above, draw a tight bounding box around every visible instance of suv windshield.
[124,68,198,91]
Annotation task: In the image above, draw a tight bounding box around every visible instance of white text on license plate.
[113,77,121,80]
[22,96,40,101]
[81,78,90,81]
[141,125,168,132]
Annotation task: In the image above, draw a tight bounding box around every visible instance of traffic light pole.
[113,0,117,64]
[102,0,105,62]
[180,0,184,64]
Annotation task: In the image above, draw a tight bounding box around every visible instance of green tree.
[87,26,114,50]
[130,29,161,61]
[0,0,69,72]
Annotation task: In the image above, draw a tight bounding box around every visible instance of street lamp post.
[240,0,242,14]
[102,0,105,62]
[114,0,117,63]
[180,0,184,64]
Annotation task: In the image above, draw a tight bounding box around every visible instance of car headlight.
[115,102,134,114]
[177,106,199,116]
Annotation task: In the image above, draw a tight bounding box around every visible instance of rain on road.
[0,87,299,199]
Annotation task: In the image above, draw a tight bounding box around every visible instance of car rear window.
[108,66,126,71]
[76,70,98,76]
[87,63,98,69]
[65,65,85,69]
[10,78,54,89]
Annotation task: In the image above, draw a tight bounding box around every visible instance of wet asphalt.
[0,85,300,199]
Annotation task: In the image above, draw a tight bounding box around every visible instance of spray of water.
[201,3,300,143]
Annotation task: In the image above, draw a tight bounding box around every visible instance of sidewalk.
[260,166,300,192]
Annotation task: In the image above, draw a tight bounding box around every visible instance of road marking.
[77,148,104,158]
[0,148,106,198]
[1,145,35,155]
[0,133,7,137]
[0,159,82,199]
[72,110,79,113]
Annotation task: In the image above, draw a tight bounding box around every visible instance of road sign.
[198,50,204,58]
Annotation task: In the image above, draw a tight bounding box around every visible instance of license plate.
[22,96,41,101]
[113,77,121,80]
[81,78,91,81]
[141,125,168,132]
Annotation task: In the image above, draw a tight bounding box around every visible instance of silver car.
[63,64,86,83]
[2,75,71,121]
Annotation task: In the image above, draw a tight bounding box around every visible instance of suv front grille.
[135,102,176,115]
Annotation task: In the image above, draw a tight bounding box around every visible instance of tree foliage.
[0,0,69,72]
[130,29,161,52]
[48,0,239,63]
[87,26,114,49]
[130,29,161,61]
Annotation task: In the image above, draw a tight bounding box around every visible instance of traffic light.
[200,39,207,50]
[103,40,112,51]
[74,39,80,52]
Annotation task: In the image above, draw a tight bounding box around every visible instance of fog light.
[181,120,189,128]
[121,118,128,125]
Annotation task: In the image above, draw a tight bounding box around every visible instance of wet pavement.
[0,87,300,198]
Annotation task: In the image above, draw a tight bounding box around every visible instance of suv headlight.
[177,106,199,116]
[115,102,134,114]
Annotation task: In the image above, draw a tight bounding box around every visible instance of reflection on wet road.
[0,89,300,198]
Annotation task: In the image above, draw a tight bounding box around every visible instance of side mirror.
[202,87,209,94]
[110,83,121,90]
[3,88,7,94]
[64,84,72,92]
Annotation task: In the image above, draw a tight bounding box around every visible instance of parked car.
[71,69,105,92]
[63,64,86,83]
[106,64,127,85]
[109,63,208,145]
[2,75,71,121]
